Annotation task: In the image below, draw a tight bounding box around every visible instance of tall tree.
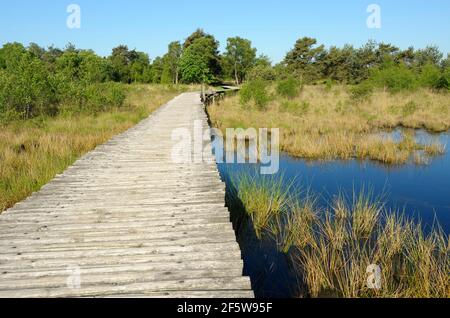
[150,57,164,83]
[183,28,216,49]
[414,46,443,68]
[225,37,257,85]
[130,52,151,83]
[163,41,182,84]
[108,45,139,83]
[179,36,221,84]
[284,37,325,82]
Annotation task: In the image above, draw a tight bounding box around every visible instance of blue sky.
[1,0,449,63]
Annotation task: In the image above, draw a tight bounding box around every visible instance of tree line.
[1,28,449,120]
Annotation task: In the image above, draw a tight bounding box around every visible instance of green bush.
[247,65,277,81]
[324,79,334,92]
[350,82,373,100]
[0,51,57,118]
[370,64,418,92]
[419,64,441,88]
[58,82,126,114]
[239,80,270,110]
[433,68,450,91]
[434,76,449,91]
[276,77,301,99]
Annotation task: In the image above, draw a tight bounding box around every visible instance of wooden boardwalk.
[0,93,253,298]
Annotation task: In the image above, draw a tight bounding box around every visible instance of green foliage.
[83,83,126,113]
[224,37,257,84]
[246,55,276,81]
[276,77,301,99]
[161,41,182,84]
[0,46,56,118]
[108,45,151,83]
[419,64,441,88]
[434,75,449,91]
[369,63,418,92]
[239,80,270,110]
[0,42,128,122]
[324,79,334,91]
[284,37,325,82]
[350,82,373,100]
[284,37,324,81]
[179,36,220,84]
[178,50,211,84]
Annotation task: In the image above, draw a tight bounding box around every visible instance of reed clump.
[229,175,450,298]
[229,173,291,239]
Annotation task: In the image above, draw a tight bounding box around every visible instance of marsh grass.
[208,85,449,165]
[229,175,450,298]
[0,84,188,212]
[228,172,293,239]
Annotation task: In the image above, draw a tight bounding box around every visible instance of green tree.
[320,45,355,83]
[183,28,217,49]
[284,37,325,82]
[162,41,182,84]
[224,37,257,85]
[108,45,140,83]
[179,37,221,84]
[150,57,164,83]
[414,46,443,68]
[0,44,55,117]
[370,62,418,92]
[130,52,151,83]
[247,55,276,81]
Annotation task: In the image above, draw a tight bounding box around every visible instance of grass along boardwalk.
[0,92,253,298]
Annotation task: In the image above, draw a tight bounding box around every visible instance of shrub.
[0,52,56,118]
[246,64,277,81]
[433,68,450,91]
[67,82,126,114]
[434,76,449,91]
[350,82,373,100]
[417,64,450,91]
[239,80,270,110]
[276,77,301,99]
[370,64,418,92]
[419,64,441,88]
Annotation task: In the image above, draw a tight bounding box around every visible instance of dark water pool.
[217,130,450,298]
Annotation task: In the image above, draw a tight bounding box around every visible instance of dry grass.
[0,84,188,212]
[229,176,450,298]
[208,85,449,164]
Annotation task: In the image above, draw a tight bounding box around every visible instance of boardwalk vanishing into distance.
[0,93,253,298]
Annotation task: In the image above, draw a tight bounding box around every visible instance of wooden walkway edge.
[0,92,253,298]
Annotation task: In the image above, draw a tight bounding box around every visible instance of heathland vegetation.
[1,30,449,297]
